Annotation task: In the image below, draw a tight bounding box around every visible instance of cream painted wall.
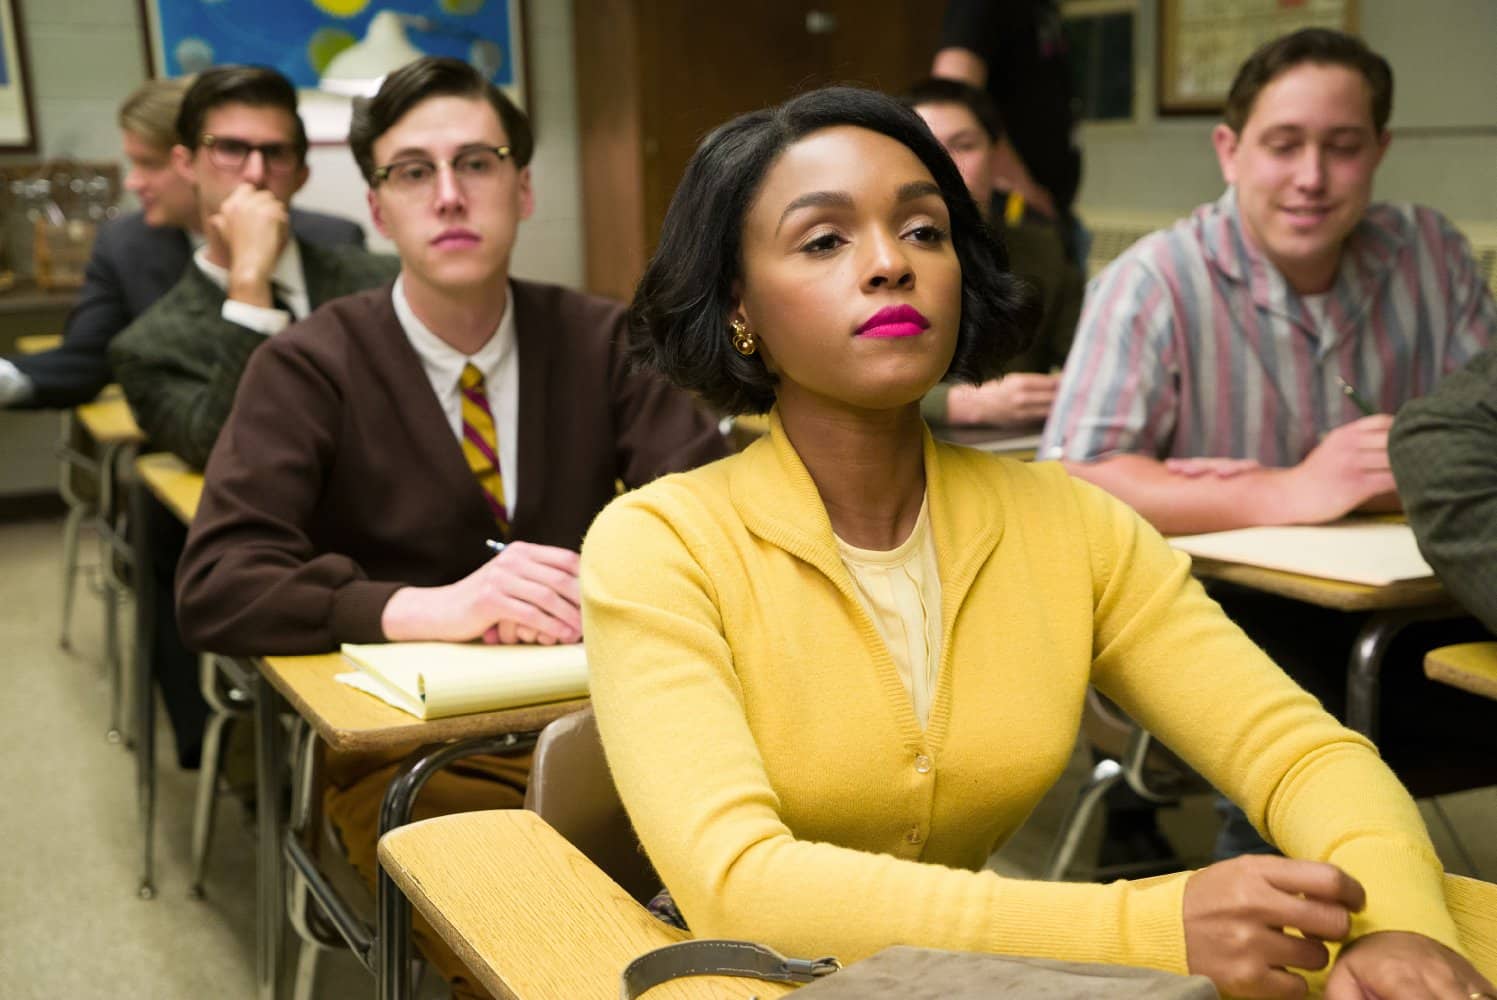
[6,0,586,287]
[1076,0,1497,225]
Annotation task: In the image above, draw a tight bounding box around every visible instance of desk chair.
[521,706,659,904]
[377,709,789,1000]
[289,707,658,1000]
[1045,688,1211,881]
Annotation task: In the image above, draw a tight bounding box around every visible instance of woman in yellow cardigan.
[579,87,1494,1000]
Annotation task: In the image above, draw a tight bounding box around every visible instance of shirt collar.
[391,273,515,388]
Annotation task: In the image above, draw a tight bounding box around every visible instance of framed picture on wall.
[137,1,529,113]
[0,0,38,152]
[1159,0,1356,114]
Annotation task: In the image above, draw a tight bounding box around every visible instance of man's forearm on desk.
[1062,454,1303,535]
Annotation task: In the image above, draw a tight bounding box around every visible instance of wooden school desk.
[131,452,204,899]
[15,332,63,354]
[380,810,793,1000]
[251,652,587,1000]
[934,424,1042,460]
[72,392,145,742]
[381,810,1497,1000]
[1425,641,1497,703]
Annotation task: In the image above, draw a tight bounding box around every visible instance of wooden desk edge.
[16,333,62,354]
[74,396,145,444]
[1424,642,1497,701]
[1188,559,1451,612]
[256,653,587,753]
[379,811,790,999]
[135,452,203,524]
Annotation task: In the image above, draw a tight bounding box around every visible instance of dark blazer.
[7,208,366,410]
[109,239,399,468]
[176,280,729,655]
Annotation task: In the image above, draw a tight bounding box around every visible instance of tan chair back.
[523,706,660,904]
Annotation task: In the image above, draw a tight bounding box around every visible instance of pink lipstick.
[857,304,930,339]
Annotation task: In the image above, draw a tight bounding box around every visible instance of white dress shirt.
[194,238,310,335]
[391,275,520,505]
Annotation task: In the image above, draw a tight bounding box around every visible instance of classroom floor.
[2,510,1494,998]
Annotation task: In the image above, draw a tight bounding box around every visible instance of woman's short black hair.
[628,85,1039,416]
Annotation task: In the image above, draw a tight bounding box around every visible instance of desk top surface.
[379,810,789,999]
[74,395,144,445]
[933,424,1043,457]
[135,452,202,524]
[258,652,587,753]
[15,332,61,354]
[1187,557,1451,612]
[1424,641,1497,702]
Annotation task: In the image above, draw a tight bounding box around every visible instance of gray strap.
[620,939,840,999]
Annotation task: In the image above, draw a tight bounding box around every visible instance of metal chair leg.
[190,711,235,897]
[129,477,158,901]
[1044,758,1123,881]
[292,935,324,1000]
[58,500,89,651]
[103,566,124,745]
[190,654,254,897]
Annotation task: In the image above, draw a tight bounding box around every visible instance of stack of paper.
[1168,522,1434,587]
[337,641,588,720]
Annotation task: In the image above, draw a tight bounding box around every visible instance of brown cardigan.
[176,279,727,655]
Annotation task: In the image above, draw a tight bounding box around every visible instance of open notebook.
[1168,521,1434,587]
[337,642,589,720]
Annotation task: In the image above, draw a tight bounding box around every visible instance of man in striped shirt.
[1042,29,1494,536]
[1041,28,1497,863]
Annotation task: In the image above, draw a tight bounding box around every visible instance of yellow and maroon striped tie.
[459,363,511,537]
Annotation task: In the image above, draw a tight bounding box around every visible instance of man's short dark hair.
[348,57,535,183]
[629,86,1040,416]
[1224,28,1394,134]
[899,77,1006,145]
[175,65,309,161]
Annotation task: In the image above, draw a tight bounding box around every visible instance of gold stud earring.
[729,318,758,357]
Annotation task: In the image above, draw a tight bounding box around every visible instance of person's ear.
[727,280,749,329]
[366,186,391,239]
[1372,129,1392,166]
[171,144,197,185]
[1211,124,1241,186]
[516,166,535,220]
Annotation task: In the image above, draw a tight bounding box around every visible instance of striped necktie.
[459,363,511,536]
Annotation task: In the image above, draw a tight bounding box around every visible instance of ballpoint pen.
[485,538,507,555]
[1336,376,1377,416]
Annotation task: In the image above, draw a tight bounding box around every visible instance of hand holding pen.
[1336,376,1378,417]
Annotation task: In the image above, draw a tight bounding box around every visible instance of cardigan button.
[914,754,932,774]
[906,826,923,844]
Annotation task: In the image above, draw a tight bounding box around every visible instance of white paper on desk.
[971,432,1043,454]
[336,642,589,720]
[1169,522,1434,586]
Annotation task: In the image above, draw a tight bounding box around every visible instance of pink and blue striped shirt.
[1040,189,1495,465]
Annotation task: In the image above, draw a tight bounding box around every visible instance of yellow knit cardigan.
[580,411,1462,976]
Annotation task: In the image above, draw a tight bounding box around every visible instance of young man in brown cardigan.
[176,58,727,998]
